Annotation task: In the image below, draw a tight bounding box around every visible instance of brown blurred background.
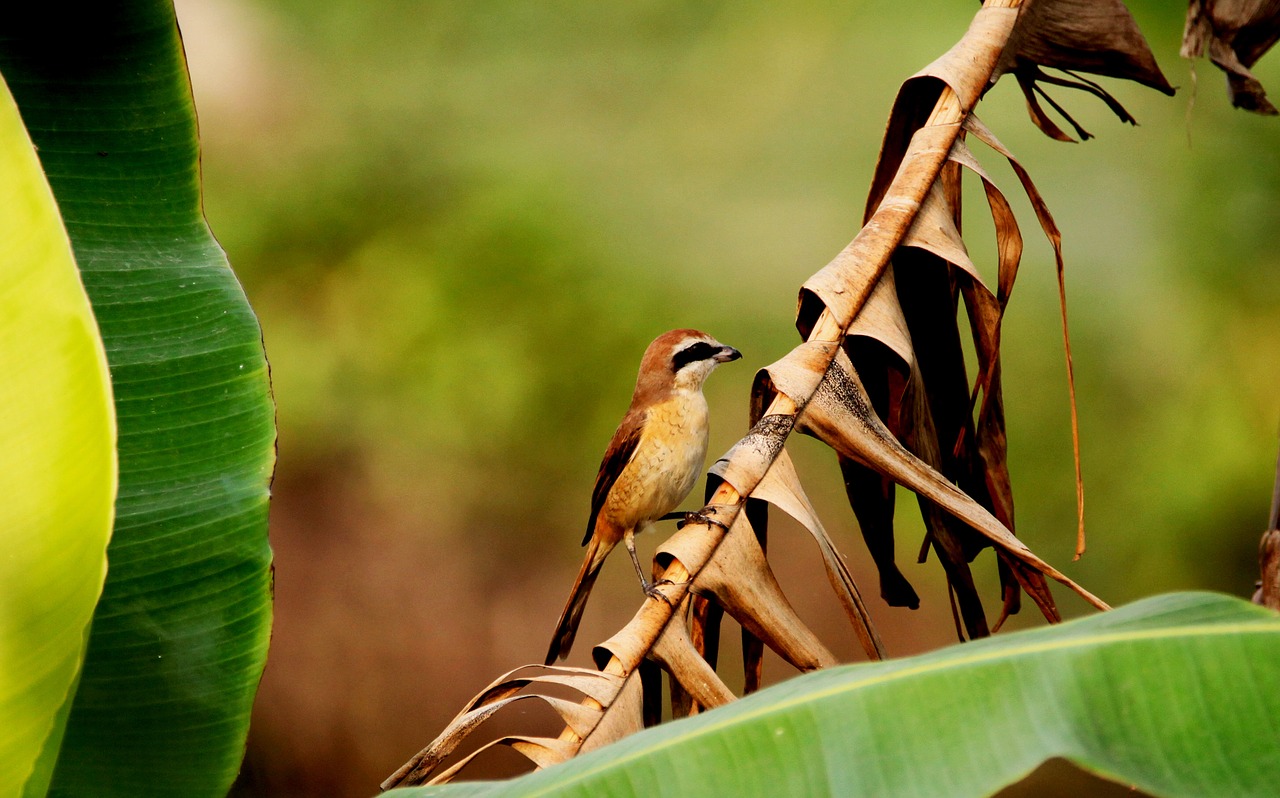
[172,1,1280,795]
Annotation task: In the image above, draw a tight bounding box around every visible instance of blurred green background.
[171,1,1279,794]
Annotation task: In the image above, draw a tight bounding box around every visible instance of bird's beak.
[714,346,742,363]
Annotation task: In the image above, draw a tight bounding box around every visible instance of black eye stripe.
[672,341,716,371]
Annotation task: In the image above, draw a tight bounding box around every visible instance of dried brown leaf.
[1183,0,1280,114]
[677,593,722,714]
[992,0,1173,139]
[837,336,919,610]
[1256,444,1280,609]
[899,164,1016,499]
[576,669,645,754]
[390,2,1119,786]
[898,356,994,639]
[964,114,1086,558]
[835,273,922,611]
[891,250,987,561]
[684,487,768,702]
[839,453,920,608]
[998,0,1173,91]
[424,737,576,786]
[721,446,885,659]
[757,342,1106,611]
[656,512,839,671]
[380,665,624,788]
[646,597,737,710]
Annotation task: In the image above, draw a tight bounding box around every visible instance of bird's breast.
[602,391,710,531]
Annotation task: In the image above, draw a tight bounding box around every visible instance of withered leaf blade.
[761,342,1107,611]
[656,512,839,671]
[996,0,1173,92]
[897,160,1016,478]
[577,665,644,754]
[680,593,723,712]
[839,453,919,608]
[1016,70,1083,141]
[425,736,576,786]
[380,665,623,789]
[891,249,989,564]
[899,358,993,639]
[824,255,990,625]
[732,446,886,659]
[646,597,737,710]
[992,0,1174,139]
[1258,530,1280,610]
[1183,0,1280,114]
[837,336,919,610]
[965,356,1038,621]
[964,114,1087,558]
[837,273,917,610]
[839,326,928,615]
[686,479,768,700]
[836,242,1010,625]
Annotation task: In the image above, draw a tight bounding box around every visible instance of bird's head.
[636,329,741,394]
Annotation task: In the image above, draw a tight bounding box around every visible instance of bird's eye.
[672,341,716,371]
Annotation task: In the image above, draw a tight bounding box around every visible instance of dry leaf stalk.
[379,0,1185,785]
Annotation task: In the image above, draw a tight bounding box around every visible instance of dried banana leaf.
[1183,0,1280,114]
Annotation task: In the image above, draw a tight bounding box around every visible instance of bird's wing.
[584,407,646,546]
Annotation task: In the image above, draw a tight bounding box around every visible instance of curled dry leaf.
[424,736,575,786]
[386,0,1152,784]
[632,595,737,711]
[964,113,1087,558]
[897,352,998,639]
[754,342,1108,612]
[572,666,645,755]
[710,447,885,659]
[380,666,628,788]
[816,123,1063,637]
[993,0,1174,140]
[656,512,840,671]
[793,7,1064,638]
[903,137,1056,628]
[681,594,724,711]
[839,279,921,611]
[1183,0,1280,114]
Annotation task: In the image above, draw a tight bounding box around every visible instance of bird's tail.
[545,536,612,665]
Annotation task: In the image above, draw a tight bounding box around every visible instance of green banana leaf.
[0,4,275,796]
[0,76,116,798]
[387,592,1280,798]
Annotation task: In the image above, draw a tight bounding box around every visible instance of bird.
[545,329,741,664]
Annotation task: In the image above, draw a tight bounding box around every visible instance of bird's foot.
[643,579,678,606]
[677,509,729,531]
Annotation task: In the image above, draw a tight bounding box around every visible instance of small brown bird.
[545,329,741,664]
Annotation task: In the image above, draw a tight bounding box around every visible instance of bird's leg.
[624,529,648,588]
[624,528,676,605]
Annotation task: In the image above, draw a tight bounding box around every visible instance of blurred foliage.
[177,0,1280,794]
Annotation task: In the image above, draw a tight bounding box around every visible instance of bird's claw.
[677,509,729,531]
[643,579,677,606]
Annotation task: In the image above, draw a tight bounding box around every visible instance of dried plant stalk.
[381,0,1184,783]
